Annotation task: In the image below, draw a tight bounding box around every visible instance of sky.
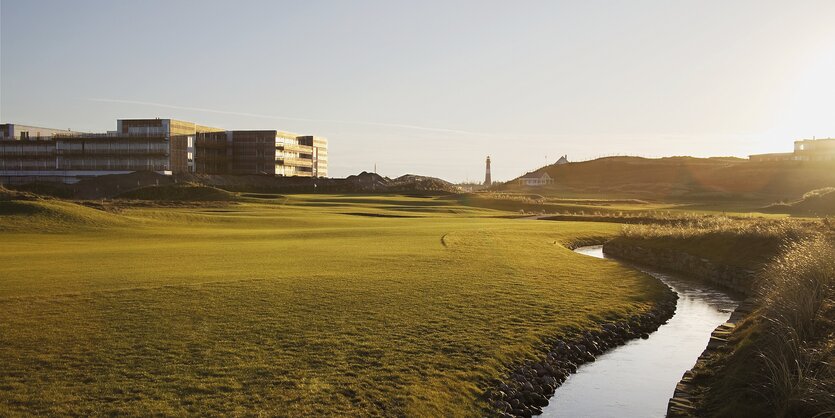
[2,0,835,182]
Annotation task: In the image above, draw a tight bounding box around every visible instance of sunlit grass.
[613,215,826,270]
[700,236,835,417]
[0,195,668,416]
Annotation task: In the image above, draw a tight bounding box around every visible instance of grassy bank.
[0,195,669,416]
[613,215,822,271]
[608,215,835,417]
[700,236,835,417]
[498,156,835,203]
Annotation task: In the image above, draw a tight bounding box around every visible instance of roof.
[520,172,552,179]
[749,152,793,158]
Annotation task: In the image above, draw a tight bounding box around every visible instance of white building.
[518,172,553,186]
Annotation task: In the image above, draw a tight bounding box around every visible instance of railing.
[0,163,56,170]
[57,164,170,171]
[277,157,313,167]
[53,132,168,138]
[277,143,314,153]
[56,148,169,156]
[195,139,227,149]
[0,150,56,157]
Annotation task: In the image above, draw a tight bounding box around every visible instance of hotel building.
[0,118,328,184]
[749,138,835,162]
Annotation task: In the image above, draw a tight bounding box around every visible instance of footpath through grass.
[0,194,668,416]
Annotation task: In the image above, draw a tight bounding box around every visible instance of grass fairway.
[0,195,668,416]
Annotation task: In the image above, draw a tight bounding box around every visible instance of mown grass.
[0,194,668,416]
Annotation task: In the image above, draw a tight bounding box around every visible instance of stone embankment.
[485,288,678,417]
[666,298,757,416]
[603,240,755,296]
[600,238,759,417]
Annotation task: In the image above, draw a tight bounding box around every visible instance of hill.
[499,156,835,201]
[3,171,459,200]
[115,183,237,201]
[184,171,458,195]
[0,198,127,232]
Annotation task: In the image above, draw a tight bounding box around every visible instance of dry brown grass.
[752,237,835,416]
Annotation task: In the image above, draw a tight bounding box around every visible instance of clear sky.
[2,1,834,181]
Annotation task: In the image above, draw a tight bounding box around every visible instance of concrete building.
[484,156,492,186]
[793,138,835,161]
[750,138,835,162]
[0,118,328,184]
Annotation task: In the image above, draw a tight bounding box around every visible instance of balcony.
[276,157,313,167]
[277,143,314,153]
[56,147,169,156]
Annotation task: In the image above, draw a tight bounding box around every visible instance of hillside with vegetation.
[499,157,835,202]
[4,171,459,200]
[761,187,835,216]
[606,216,835,417]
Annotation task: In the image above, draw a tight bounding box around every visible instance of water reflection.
[540,245,739,418]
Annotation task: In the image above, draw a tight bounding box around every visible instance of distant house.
[518,172,553,186]
[555,155,569,165]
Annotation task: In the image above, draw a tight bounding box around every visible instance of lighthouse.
[484,156,492,186]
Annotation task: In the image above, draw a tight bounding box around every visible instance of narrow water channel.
[540,245,740,418]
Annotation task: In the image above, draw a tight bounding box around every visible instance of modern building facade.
[0,118,328,184]
[1,124,81,140]
[749,138,835,162]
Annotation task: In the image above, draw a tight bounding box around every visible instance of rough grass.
[0,194,669,417]
[615,215,822,270]
[453,191,791,220]
[0,199,130,233]
[701,236,835,418]
[762,187,835,216]
[115,183,237,201]
[609,213,834,417]
[453,192,670,216]
[498,156,835,202]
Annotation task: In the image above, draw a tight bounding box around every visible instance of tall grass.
[617,215,827,272]
[621,215,817,242]
[614,213,834,416]
[753,236,835,416]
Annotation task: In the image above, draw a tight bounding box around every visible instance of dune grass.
[699,236,835,418]
[0,194,669,416]
[614,215,823,270]
[762,187,835,216]
[115,183,236,201]
[605,212,834,417]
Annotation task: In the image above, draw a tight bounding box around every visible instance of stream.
[539,245,740,417]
